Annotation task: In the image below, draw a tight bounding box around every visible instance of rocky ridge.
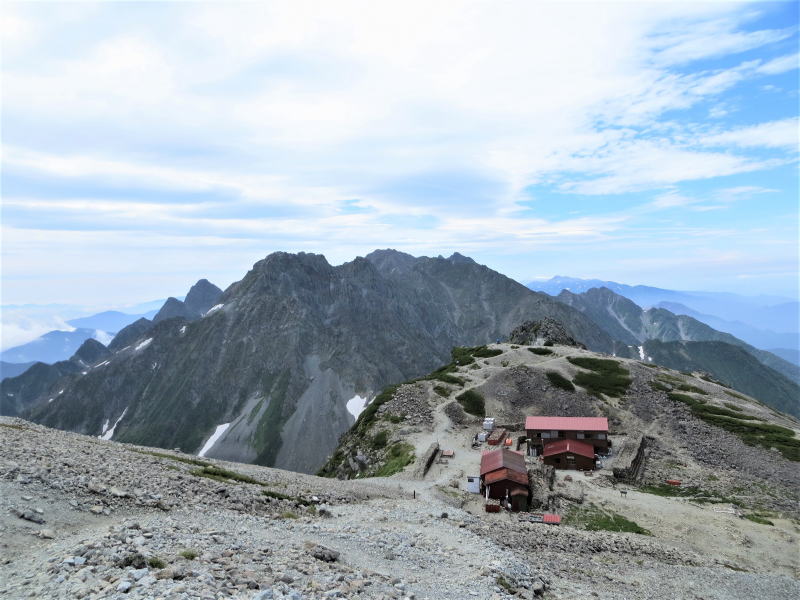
[19,251,618,475]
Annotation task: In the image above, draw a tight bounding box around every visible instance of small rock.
[309,544,340,563]
[89,506,104,515]
[37,529,55,539]
[116,580,132,593]
[10,509,45,524]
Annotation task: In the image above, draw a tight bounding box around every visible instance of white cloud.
[700,117,799,149]
[0,312,75,352]
[649,22,793,66]
[757,52,800,75]
[559,140,783,195]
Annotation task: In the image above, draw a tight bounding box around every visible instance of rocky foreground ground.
[2,417,799,600]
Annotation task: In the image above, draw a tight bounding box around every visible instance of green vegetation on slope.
[456,389,486,418]
[425,346,502,386]
[639,483,733,504]
[545,371,575,392]
[528,347,553,356]
[371,430,389,449]
[644,339,800,418]
[433,385,450,398]
[567,357,631,398]
[190,464,267,486]
[372,442,415,477]
[353,384,399,434]
[133,449,211,468]
[743,513,775,526]
[565,504,651,535]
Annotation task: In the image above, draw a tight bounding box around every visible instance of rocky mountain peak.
[184,279,223,315]
[364,249,418,274]
[72,339,111,365]
[508,318,586,348]
[152,298,187,323]
[447,252,476,265]
[107,318,153,352]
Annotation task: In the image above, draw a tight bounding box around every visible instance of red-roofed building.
[525,416,610,455]
[480,449,526,476]
[479,449,529,509]
[542,439,596,470]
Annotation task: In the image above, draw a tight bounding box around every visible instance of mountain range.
[1,250,798,475]
[0,309,158,373]
[528,276,799,362]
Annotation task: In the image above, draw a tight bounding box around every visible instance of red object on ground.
[666,479,681,486]
[525,416,609,432]
[504,438,513,446]
[543,514,561,525]
[485,504,501,513]
[487,428,507,445]
[541,439,595,459]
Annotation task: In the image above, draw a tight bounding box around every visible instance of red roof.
[480,449,526,476]
[542,439,595,459]
[543,514,561,524]
[484,468,529,486]
[525,416,608,432]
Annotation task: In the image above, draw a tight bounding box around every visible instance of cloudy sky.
[2,1,798,325]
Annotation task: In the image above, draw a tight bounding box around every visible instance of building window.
[577,432,585,439]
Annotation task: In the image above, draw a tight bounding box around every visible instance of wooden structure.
[479,449,529,510]
[487,428,507,446]
[525,416,610,455]
[542,439,596,470]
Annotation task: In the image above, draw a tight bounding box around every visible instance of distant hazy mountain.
[22,250,616,474]
[528,276,798,338]
[655,301,799,363]
[0,328,113,365]
[67,310,157,332]
[0,338,111,416]
[555,287,800,394]
[769,348,800,366]
[0,361,36,380]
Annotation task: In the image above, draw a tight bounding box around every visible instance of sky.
[1,1,799,347]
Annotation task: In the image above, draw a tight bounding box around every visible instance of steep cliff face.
[24,251,616,474]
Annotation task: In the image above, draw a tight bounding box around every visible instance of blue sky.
[1,1,798,345]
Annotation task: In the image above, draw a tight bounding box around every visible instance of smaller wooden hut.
[542,439,596,470]
[480,449,530,510]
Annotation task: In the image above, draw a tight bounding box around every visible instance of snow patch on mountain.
[135,338,152,351]
[100,407,128,441]
[346,394,369,420]
[198,422,231,457]
[204,304,224,316]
